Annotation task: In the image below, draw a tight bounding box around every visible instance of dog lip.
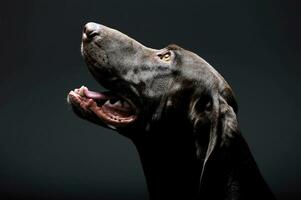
[68,86,138,127]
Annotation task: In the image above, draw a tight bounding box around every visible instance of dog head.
[68,22,237,136]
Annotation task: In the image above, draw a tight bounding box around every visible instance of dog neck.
[132,125,202,200]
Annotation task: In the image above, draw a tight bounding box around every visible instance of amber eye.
[159,52,171,62]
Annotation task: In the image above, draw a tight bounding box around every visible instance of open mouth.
[68,86,137,128]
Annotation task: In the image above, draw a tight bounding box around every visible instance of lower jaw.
[89,104,137,128]
[68,88,137,128]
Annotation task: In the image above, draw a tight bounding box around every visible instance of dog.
[67,22,276,200]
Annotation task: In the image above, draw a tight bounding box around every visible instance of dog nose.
[83,22,102,39]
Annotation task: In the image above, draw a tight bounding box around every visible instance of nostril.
[84,28,99,39]
[86,30,99,38]
[83,22,101,39]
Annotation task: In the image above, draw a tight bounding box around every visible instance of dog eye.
[158,52,171,62]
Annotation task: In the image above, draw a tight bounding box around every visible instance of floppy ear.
[191,94,275,199]
[191,93,240,179]
[189,91,242,197]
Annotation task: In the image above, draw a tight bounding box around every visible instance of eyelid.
[158,51,172,61]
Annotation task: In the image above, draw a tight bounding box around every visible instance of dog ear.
[208,94,242,169]
[189,91,242,195]
[191,93,274,199]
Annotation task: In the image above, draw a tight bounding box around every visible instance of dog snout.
[83,22,103,40]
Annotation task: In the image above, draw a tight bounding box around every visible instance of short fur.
[68,23,276,200]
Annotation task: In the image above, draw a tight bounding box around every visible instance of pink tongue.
[83,87,108,100]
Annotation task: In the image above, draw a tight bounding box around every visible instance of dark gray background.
[0,0,300,199]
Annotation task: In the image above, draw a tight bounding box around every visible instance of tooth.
[114,100,122,107]
[79,86,86,97]
[104,100,110,105]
